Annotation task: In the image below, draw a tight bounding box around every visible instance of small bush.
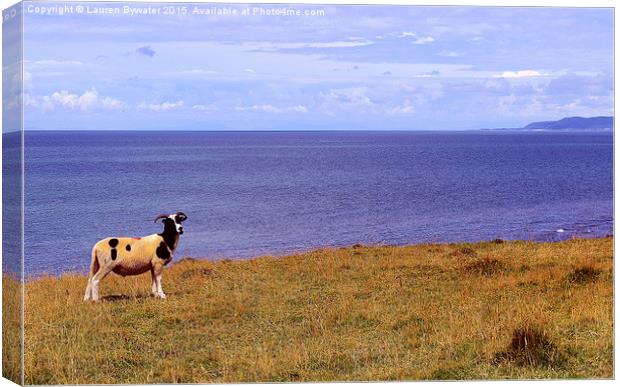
[429,365,474,380]
[492,238,505,244]
[180,268,213,279]
[566,266,601,285]
[449,246,476,257]
[465,258,507,277]
[352,243,364,249]
[459,247,476,255]
[494,326,565,368]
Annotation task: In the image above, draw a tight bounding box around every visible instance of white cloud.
[26,89,123,110]
[496,70,544,78]
[496,94,517,112]
[289,105,308,113]
[436,50,461,57]
[234,104,308,114]
[100,97,124,109]
[256,40,374,50]
[377,31,419,39]
[413,36,435,45]
[244,68,256,73]
[139,100,185,111]
[183,69,219,75]
[26,59,84,66]
[235,104,279,113]
[52,89,97,109]
[320,87,378,113]
[306,40,373,48]
[192,104,217,111]
[389,100,416,114]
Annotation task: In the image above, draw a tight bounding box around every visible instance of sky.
[13,2,615,131]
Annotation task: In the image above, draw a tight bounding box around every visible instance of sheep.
[83,212,187,302]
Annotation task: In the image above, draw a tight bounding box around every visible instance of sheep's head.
[154,212,188,235]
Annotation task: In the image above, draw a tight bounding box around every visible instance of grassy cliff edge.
[16,237,613,383]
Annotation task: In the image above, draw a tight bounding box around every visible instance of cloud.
[389,100,416,114]
[289,105,308,113]
[398,31,417,38]
[235,104,280,113]
[234,104,308,114]
[496,70,544,78]
[544,72,612,97]
[183,69,219,75]
[136,46,156,58]
[255,40,374,50]
[305,40,374,48]
[244,68,256,73]
[27,59,84,66]
[436,50,461,57]
[412,36,435,45]
[192,104,217,111]
[25,89,123,110]
[100,97,124,109]
[320,87,377,113]
[139,100,184,111]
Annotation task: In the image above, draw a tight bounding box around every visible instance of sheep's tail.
[89,247,100,278]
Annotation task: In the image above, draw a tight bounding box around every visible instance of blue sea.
[22,130,613,276]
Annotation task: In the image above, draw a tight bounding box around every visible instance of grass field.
[10,237,614,383]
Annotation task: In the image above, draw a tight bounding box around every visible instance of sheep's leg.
[90,264,114,302]
[156,275,166,299]
[83,280,93,301]
[150,268,158,297]
[153,264,166,299]
[84,249,100,301]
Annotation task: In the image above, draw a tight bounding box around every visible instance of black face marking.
[108,238,119,248]
[156,241,170,260]
[159,218,179,249]
[111,248,117,260]
[125,244,131,252]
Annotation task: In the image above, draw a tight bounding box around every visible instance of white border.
[0,1,616,387]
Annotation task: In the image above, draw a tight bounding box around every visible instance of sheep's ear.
[177,212,188,222]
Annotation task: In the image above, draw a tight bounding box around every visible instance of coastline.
[12,237,613,383]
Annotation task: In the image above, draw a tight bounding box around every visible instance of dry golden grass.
[14,237,613,383]
[2,274,22,384]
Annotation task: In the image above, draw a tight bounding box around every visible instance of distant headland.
[482,116,614,131]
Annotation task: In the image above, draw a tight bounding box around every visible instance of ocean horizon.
[16,130,613,277]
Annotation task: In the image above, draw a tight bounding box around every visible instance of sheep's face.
[160,212,187,235]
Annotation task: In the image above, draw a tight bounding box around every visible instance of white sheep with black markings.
[83,212,187,302]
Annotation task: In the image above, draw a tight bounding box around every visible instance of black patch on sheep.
[159,218,178,249]
[156,242,170,260]
[125,244,131,252]
[108,238,119,248]
[111,248,117,260]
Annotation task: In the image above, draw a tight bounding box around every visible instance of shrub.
[180,268,213,279]
[449,246,476,257]
[465,258,507,277]
[566,266,601,285]
[494,326,565,368]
